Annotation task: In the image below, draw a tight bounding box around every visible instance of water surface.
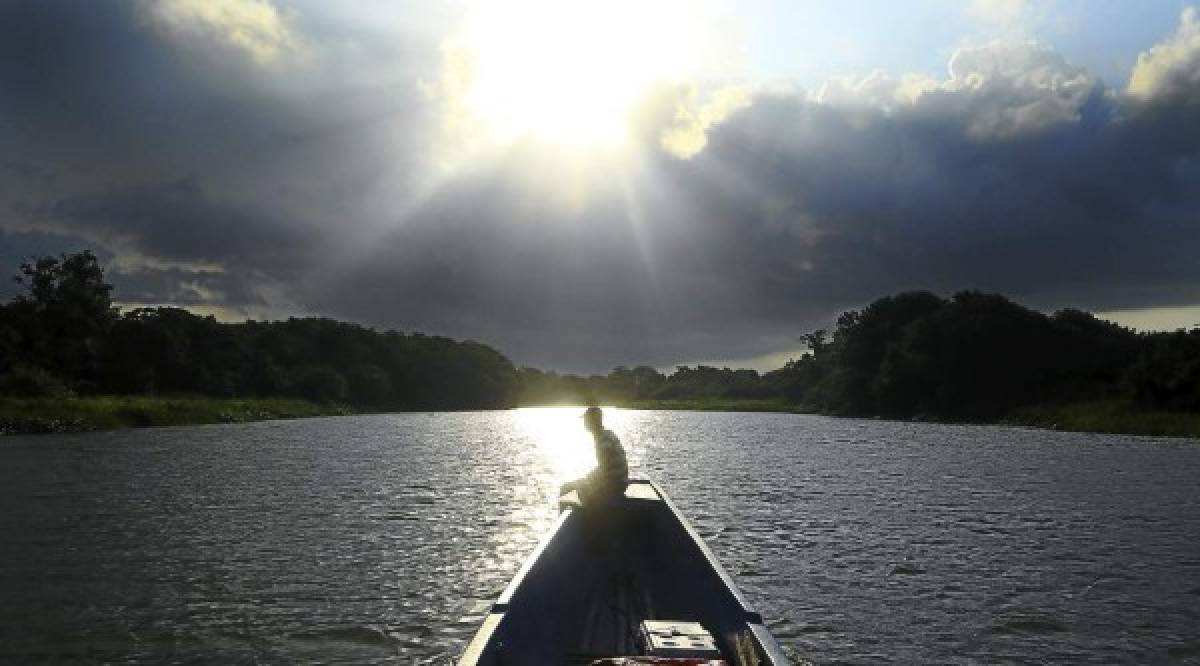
[2,410,1199,663]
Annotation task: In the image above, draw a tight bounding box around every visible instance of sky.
[3,0,1200,373]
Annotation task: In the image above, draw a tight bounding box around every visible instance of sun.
[451,0,708,150]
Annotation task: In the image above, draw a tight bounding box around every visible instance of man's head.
[582,406,603,433]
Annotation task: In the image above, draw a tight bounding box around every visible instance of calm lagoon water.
[2,409,1199,664]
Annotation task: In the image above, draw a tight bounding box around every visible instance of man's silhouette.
[559,407,628,503]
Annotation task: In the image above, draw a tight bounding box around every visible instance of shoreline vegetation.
[4,395,1198,439]
[2,251,1198,439]
[1007,400,1200,439]
[0,395,351,435]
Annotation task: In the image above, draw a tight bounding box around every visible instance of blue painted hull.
[459,480,789,665]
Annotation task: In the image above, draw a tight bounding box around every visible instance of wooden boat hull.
[459,480,789,665]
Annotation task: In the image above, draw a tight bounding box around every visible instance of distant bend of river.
[2,410,1199,664]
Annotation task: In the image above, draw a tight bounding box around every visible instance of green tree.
[291,365,349,403]
[1126,329,1200,410]
[800,329,828,357]
[347,363,395,406]
[10,250,116,385]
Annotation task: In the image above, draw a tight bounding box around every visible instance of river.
[1,409,1198,664]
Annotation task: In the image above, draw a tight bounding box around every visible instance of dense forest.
[779,291,1199,419]
[2,251,1198,422]
[516,293,1200,420]
[0,252,519,409]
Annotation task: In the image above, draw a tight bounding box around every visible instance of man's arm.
[559,467,601,496]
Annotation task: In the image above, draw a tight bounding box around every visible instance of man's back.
[592,427,629,490]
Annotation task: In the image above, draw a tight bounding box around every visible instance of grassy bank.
[1009,400,1200,439]
[527,397,1199,439]
[620,399,1197,439]
[0,395,352,435]
[6,394,1196,440]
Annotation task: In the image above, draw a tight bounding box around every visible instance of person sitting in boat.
[559,406,629,503]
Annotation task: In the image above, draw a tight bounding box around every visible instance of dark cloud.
[49,179,319,268]
[3,2,1200,372]
[671,85,1200,314]
[0,1,267,177]
[109,264,268,310]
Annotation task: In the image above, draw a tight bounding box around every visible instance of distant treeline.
[0,252,518,409]
[518,364,790,405]
[516,293,1200,419]
[1,251,1198,420]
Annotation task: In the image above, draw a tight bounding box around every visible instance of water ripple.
[1,411,1199,663]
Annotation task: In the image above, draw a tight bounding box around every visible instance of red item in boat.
[589,659,729,665]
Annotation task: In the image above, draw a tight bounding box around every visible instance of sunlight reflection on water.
[515,406,596,482]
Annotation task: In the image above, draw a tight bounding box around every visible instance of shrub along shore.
[1007,400,1200,439]
[0,395,351,435]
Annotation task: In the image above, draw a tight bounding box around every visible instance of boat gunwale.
[494,508,573,610]
[644,480,791,665]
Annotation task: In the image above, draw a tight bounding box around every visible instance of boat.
[459,479,790,665]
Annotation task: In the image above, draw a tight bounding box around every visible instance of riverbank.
[615,397,803,413]
[5,395,1196,439]
[518,397,804,413]
[525,398,1200,439]
[623,398,1199,440]
[1008,400,1200,439]
[0,396,352,435]
[3,396,800,435]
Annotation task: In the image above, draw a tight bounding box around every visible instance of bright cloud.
[815,42,1097,138]
[1128,7,1200,103]
[968,0,1028,25]
[144,0,295,62]
[651,85,753,159]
